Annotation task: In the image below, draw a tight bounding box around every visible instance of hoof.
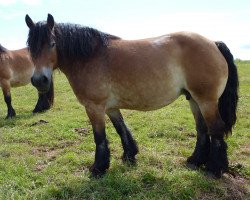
[33,98,50,113]
[205,162,227,179]
[33,105,50,113]
[89,164,107,178]
[186,161,199,171]
[5,110,16,119]
[122,157,136,166]
[186,155,206,168]
[89,161,109,178]
[33,109,43,114]
[122,152,137,165]
[205,169,223,179]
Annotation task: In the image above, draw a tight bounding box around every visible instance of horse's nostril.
[42,75,49,84]
[31,75,49,89]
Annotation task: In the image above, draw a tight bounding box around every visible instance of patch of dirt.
[55,140,82,149]
[31,119,49,126]
[73,166,89,177]
[73,127,90,136]
[241,145,250,157]
[148,131,165,138]
[198,193,219,200]
[43,147,59,161]
[199,173,249,200]
[34,161,47,172]
[32,146,58,156]
[32,140,83,172]
[176,126,184,131]
[32,147,60,172]
[221,174,249,200]
[187,132,196,138]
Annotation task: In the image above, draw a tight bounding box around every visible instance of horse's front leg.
[85,104,110,177]
[1,80,16,119]
[33,80,54,113]
[33,92,50,113]
[106,109,138,164]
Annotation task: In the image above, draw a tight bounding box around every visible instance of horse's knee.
[207,119,226,136]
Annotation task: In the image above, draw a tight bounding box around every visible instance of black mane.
[27,21,50,59]
[27,22,120,63]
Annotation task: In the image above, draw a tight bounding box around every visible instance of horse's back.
[106,35,185,110]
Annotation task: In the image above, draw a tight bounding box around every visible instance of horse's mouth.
[36,86,50,94]
[31,80,50,93]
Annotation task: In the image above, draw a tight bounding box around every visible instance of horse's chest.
[67,75,109,106]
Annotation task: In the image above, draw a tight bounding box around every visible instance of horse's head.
[25,14,57,93]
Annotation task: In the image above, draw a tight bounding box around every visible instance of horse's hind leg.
[198,100,228,178]
[106,109,138,163]
[1,80,16,119]
[187,98,210,168]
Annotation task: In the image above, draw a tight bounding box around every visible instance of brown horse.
[0,45,54,119]
[25,14,238,178]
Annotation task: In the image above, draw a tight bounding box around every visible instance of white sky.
[0,0,250,59]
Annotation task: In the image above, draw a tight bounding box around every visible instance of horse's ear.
[25,14,35,29]
[47,13,55,31]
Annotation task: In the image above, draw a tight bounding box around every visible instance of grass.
[0,61,249,200]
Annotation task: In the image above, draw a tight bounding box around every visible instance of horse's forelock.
[27,21,51,59]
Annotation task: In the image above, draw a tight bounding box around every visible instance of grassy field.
[0,61,249,200]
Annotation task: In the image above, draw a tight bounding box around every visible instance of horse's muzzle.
[31,74,51,93]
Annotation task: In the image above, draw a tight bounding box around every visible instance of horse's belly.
[107,48,186,110]
[10,67,33,87]
[107,80,182,111]
[10,79,30,87]
[125,92,179,111]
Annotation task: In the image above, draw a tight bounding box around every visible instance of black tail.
[215,41,239,136]
[33,75,54,113]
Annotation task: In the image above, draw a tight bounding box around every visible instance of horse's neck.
[58,61,83,77]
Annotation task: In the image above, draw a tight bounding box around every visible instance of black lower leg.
[187,114,210,167]
[90,129,110,177]
[108,112,138,163]
[205,135,228,178]
[187,133,210,167]
[33,93,50,113]
[118,126,138,163]
[4,94,16,119]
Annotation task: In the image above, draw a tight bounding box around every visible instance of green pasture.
[0,61,249,199]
